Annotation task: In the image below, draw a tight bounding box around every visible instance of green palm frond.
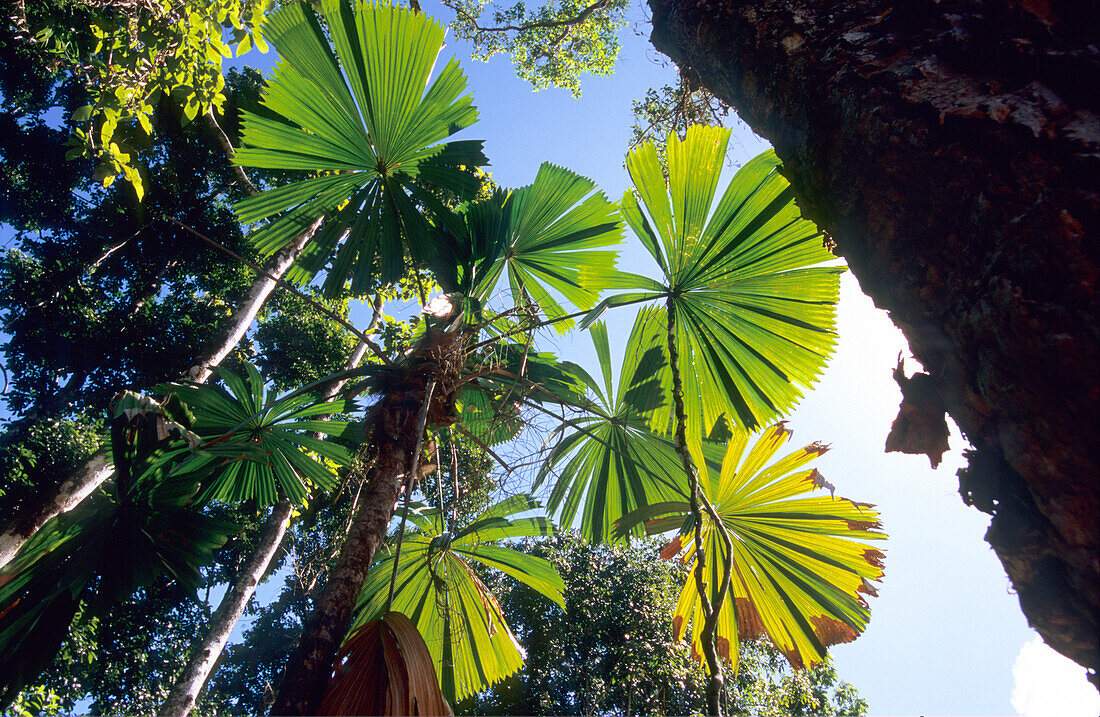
[233,0,487,294]
[352,497,563,703]
[431,163,623,331]
[616,423,886,674]
[167,362,357,506]
[534,313,711,544]
[603,127,842,444]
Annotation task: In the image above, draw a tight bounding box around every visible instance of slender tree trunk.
[269,380,435,716]
[0,221,323,570]
[0,449,109,568]
[160,500,293,716]
[191,222,321,384]
[665,298,733,717]
[156,308,384,713]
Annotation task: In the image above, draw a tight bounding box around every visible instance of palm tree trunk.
[664,298,733,717]
[269,380,435,716]
[160,500,294,716]
[0,221,323,570]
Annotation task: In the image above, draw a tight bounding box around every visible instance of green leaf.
[624,128,843,442]
[352,498,563,702]
[233,0,487,293]
[535,309,693,543]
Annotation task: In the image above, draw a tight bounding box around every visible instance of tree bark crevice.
[647,0,1098,677]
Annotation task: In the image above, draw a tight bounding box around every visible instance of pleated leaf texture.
[616,423,886,673]
[534,313,705,544]
[430,162,623,331]
[352,496,564,702]
[167,363,356,505]
[593,127,842,445]
[233,0,487,294]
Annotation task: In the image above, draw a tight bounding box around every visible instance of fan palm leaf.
[167,362,356,506]
[591,127,842,449]
[351,496,563,702]
[533,312,712,543]
[233,0,487,294]
[616,423,886,674]
[431,163,623,331]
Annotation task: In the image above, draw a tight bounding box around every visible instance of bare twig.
[204,107,258,197]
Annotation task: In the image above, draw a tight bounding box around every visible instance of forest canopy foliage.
[0,1,884,715]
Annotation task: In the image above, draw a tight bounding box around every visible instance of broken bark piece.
[885,356,950,468]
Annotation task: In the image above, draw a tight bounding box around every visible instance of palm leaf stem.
[466,294,653,353]
[387,380,437,612]
[666,295,734,717]
[451,423,511,473]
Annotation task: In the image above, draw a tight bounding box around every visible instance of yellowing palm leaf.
[617,423,885,673]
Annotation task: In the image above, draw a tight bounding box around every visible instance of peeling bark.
[647,0,1099,678]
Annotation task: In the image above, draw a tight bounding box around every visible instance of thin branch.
[166,216,390,365]
[204,108,258,197]
[451,423,511,474]
[447,0,609,35]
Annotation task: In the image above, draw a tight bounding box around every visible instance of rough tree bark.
[269,378,438,716]
[0,221,322,570]
[646,0,1098,679]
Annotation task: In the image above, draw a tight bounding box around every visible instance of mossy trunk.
[647,0,1098,679]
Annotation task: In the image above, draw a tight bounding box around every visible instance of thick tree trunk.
[646,0,1099,678]
[160,500,294,717]
[0,221,322,570]
[268,384,432,716]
